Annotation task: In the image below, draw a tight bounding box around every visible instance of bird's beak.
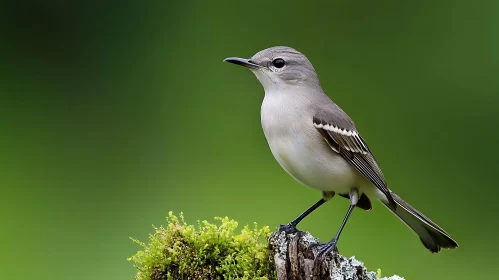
[223,57,262,69]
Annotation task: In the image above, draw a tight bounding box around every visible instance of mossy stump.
[129,213,404,280]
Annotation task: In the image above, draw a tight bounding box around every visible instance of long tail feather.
[383,192,458,253]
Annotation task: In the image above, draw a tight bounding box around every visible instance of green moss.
[128,212,276,280]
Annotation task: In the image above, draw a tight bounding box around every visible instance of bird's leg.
[313,189,359,271]
[279,198,325,234]
[279,192,334,234]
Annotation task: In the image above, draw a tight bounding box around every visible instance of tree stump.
[268,229,404,280]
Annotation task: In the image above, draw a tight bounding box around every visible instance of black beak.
[223,57,261,69]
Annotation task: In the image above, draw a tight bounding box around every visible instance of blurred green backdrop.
[1,1,498,279]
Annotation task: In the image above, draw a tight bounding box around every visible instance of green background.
[1,1,497,279]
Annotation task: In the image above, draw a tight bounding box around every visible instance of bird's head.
[224,46,320,92]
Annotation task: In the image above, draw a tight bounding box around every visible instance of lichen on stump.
[268,229,404,280]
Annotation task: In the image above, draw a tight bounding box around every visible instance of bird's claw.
[308,241,327,248]
[278,223,299,234]
[313,238,339,276]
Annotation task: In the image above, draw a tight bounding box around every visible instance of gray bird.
[224,46,458,261]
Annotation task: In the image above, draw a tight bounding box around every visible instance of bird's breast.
[260,93,358,193]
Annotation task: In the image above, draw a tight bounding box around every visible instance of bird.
[223,46,458,264]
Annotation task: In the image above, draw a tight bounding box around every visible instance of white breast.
[260,91,361,194]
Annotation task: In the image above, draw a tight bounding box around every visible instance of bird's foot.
[308,241,327,248]
[278,223,299,234]
[313,238,339,276]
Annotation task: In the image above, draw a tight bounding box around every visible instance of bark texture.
[268,229,404,280]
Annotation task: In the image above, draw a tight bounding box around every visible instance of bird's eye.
[272,58,286,68]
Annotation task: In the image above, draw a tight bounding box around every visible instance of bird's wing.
[313,109,396,209]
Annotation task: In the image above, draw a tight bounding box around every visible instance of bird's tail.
[382,192,458,253]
